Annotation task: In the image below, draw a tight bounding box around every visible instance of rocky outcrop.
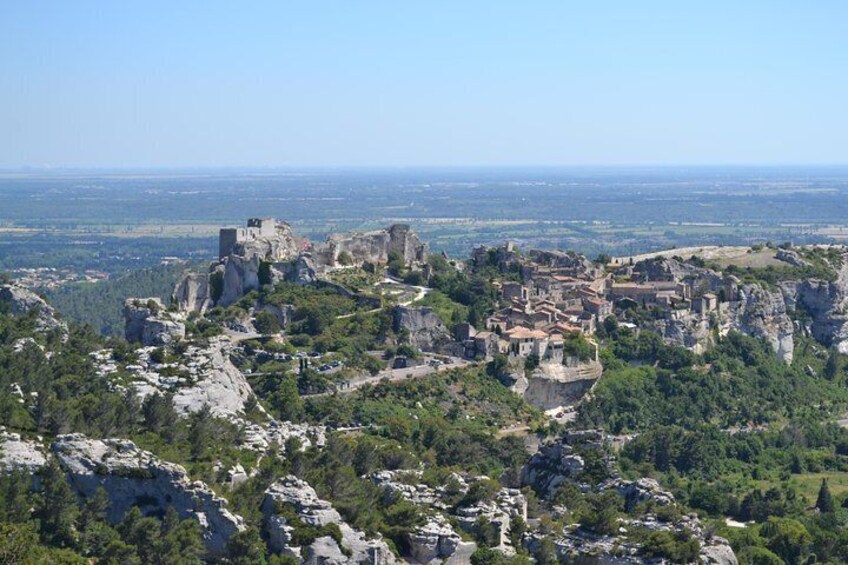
[279,253,318,285]
[795,257,848,353]
[262,476,397,564]
[633,257,726,293]
[392,306,450,351]
[455,488,527,553]
[52,434,244,558]
[723,284,794,363]
[518,361,602,411]
[521,439,589,497]
[316,224,427,268]
[0,428,47,474]
[646,311,713,353]
[125,337,255,418]
[0,283,66,333]
[229,221,299,264]
[123,298,185,346]
[408,514,475,565]
[776,248,811,268]
[173,271,213,313]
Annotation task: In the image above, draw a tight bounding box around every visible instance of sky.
[1,1,847,168]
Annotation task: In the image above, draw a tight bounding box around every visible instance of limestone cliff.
[392,306,451,351]
[123,297,185,346]
[51,434,245,558]
[515,360,603,412]
[0,283,67,334]
[722,284,794,363]
[129,337,255,418]
[795,255,848,352]
[262,475,397,564]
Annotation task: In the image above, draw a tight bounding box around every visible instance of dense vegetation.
[577,322,848,564]
[48,262,196,335]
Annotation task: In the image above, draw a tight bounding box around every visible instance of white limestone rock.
[408,514,475,565]
[262,476,396,564]
[392,306,451,351]
[51,434,244,558]
[123,298,185,346]
[0,284,66,334]
[0,429,47,474]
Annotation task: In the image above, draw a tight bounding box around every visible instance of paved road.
[310,356,476,396]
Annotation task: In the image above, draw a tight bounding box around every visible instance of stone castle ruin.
[316,223,428,267]
[173,218,428,313]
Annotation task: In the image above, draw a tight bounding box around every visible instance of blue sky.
[1,1,846,167]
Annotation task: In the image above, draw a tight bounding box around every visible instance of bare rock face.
[408,514,475,565]
[173,338,254,417]
[0,428,47,474]
[277,254,318,285]
[219,255,260,307]
[123,298,185,346]
[52,434,244,558]
[392,306,450,351]
[0,284,66,333]
[633,256,725,291]
[127,337,256,418]
[796,257,848,353]
[317,224,427,268]
[262,476,397,564]
[520,361,603,411]
[173,271,213,313]
[724,284,794,363]
[647,312,713,353]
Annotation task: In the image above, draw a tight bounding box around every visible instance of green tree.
[270,374,304,423]
[816,478,834,513]
[38,460,80,547]
[824,349,843,381]
[0,522,39,565]
[225,527,267,565]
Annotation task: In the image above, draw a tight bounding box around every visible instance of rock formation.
[316,224,427,268]
[173,271,213,313]
[408,514,475,565]
[52,434,244,558]
[392,306,451,351]
[127,337,255,418]
[123,297,185,346]
[514,360,603,412]
[0,283,66,334]
[0,428,47,474]
[723,284,794,362]
[795,255,848,353]
[262,476,397,564]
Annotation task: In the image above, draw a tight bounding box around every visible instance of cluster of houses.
[457,244,727,363]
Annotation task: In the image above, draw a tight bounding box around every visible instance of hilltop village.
[5,217,848,564]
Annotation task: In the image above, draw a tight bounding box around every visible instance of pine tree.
[816,478,834,513]
[37,460,80,547]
